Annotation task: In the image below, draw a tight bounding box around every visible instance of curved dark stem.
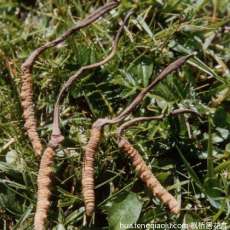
[49,11,133,147]
[20,1,120,156]
[95,54,194,129]
[115,54,193,122]
[116,108,200,139]
[21,1,119,71]
[170,108,201,117]
[117,115,164,137]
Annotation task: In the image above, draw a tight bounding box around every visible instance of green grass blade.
[207,115,215,178]
[176,145,203,189]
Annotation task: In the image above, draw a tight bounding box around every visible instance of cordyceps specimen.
[34,147,55,230]
[82,54,193,218]
[20,0,119,156]
[34,11,132,230]
[116,109,200,214]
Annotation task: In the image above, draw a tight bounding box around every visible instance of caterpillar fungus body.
[20,1,119,156]
[20,69,42,156]
[82,119,108,217]
[34,146,55,230]
[118,137,180,214]
[33,9,132,226]
[81,55,193,218]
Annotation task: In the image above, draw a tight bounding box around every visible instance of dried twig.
[20,1,119,156]
[82,55,193,217]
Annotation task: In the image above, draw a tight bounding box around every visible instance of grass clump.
[0,0,230,229]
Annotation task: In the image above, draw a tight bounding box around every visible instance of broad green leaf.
[136,15,154,39]
[183,213,205,230]
[204,177,222,198]
[216,128,229,140]
[137,62,153,87]
[104,192,143,230]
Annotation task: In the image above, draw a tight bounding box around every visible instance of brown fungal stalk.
[20,0,119,156]
[116,109,199,214]
[33,11,131,230]
[82,54,193,217]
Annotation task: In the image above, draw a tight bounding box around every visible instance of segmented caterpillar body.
[82,126,102,217]
[20,70,42,156]
[34,147,55,230]
[118,138,180,214]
